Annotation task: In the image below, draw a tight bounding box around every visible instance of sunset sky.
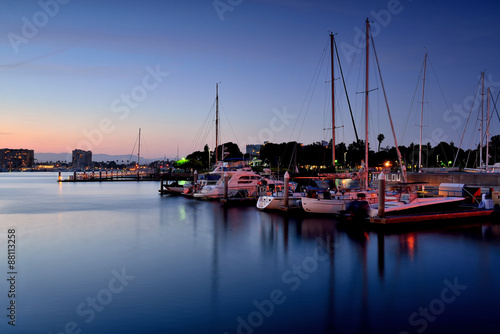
[1,0,500,159]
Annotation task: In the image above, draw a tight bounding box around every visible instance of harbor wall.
[407,172,500,187]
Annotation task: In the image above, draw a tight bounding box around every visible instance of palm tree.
[377,133,385,152]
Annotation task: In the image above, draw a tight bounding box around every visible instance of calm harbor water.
[0,172,499,334]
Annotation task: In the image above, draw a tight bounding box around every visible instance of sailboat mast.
[419,53,427,171]
[369,19,406,182]
[486,86,490,171]
[137,128,141,166]
[330,32,336,170]
[480,72,484,168]
[215,83,219,164]
[364,18,369,189]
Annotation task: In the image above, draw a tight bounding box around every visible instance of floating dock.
[370,209,498,225]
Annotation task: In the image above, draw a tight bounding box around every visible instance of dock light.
[384,161,391,167]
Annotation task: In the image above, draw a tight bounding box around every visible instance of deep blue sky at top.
[0,0,499,158]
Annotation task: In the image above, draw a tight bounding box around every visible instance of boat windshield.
[216,174,233,185]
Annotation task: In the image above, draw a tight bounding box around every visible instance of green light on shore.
[176,158,189,165]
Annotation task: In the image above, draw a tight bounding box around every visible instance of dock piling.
[224,172,229,200]
[378,171,385,218]
[284,171,289,208]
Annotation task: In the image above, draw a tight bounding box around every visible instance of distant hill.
[35,153,167,163]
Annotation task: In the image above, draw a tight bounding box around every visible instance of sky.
[1,0,500,160]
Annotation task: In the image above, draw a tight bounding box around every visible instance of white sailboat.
[366,180,465,218]
[300,26,379,215]
[256,171,301,211]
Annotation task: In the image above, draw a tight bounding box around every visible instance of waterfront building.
[72,149,92,169]
[246,144,262,158]
[0,148,35,171]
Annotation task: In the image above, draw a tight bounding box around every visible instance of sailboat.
[345,51,466,220]
[185,84,286,200]
[300,27,380,215]
[366,179,465,218]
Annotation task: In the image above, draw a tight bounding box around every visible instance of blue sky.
[1,0,499,159]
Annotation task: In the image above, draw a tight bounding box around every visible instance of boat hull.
[368,197,465,217]
[301,191,378,215]
[257,195,302,211]
[301,197,347,214]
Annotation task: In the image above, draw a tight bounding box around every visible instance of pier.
[58,170,161,182]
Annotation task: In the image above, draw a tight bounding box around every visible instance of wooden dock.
[370,209,498,225]
[338,208,499,233]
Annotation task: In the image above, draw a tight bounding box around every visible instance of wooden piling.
[223,172,229,200]
[378,172,385,218]
[284,171,289,208]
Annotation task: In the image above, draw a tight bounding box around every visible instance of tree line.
[183,134,500,172]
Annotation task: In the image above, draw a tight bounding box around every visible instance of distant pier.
[58,170,161,182]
